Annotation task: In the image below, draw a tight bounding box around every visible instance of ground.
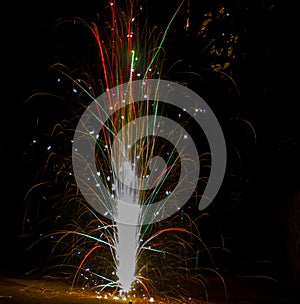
[0,273,299,304]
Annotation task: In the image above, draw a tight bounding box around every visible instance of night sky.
[1,0,299,293]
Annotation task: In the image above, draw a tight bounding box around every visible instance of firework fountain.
[24,0,228,302]
[67,1,188,295]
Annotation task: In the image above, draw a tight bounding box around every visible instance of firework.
[23,1,229,302]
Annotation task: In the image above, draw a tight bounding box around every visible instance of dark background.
[0,0,299,296]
